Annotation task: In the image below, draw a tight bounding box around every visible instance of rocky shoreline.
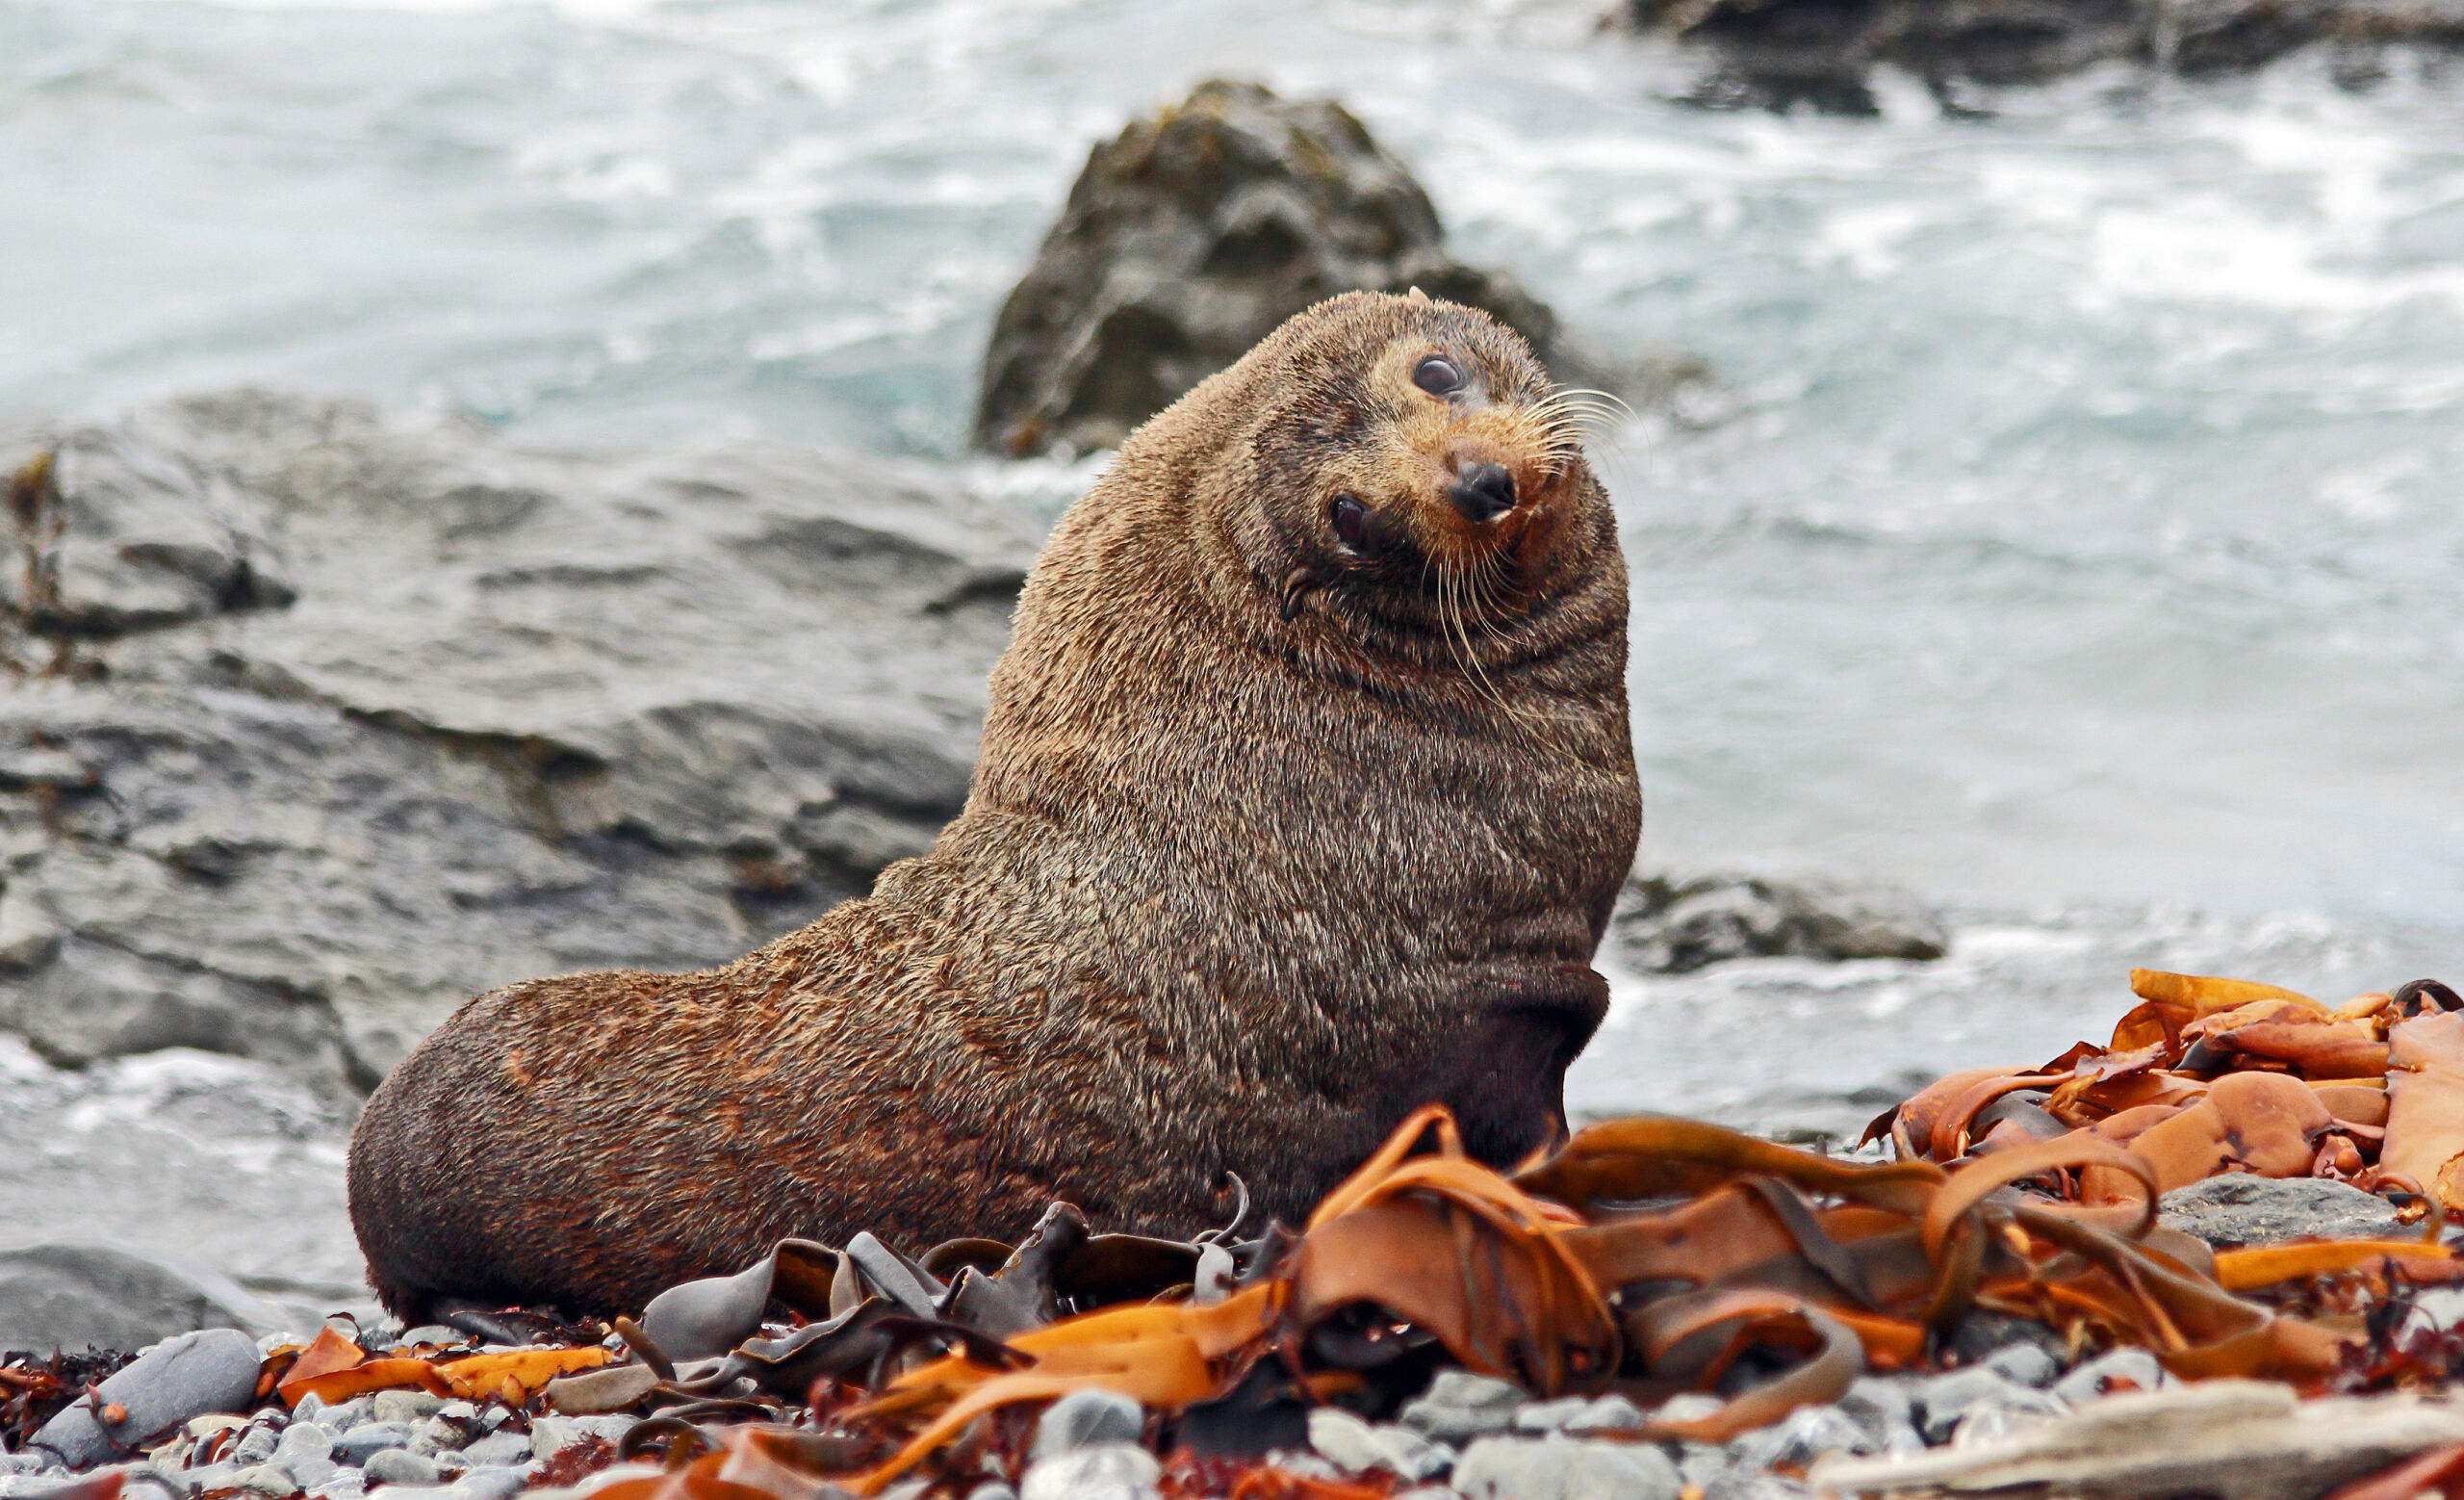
[3,1128,2458,1500]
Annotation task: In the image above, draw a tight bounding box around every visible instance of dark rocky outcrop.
[1626,0,2464,112]
[975,80,1696,459]
[0,393,1037,1089]
[1612,869,1949,973]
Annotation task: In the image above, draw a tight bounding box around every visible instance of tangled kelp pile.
[15,970,2464,1500]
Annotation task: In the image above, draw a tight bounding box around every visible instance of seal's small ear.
[1406,286,1429,304]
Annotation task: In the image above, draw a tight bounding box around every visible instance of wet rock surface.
[1623,0,2464,112]
[1612,869,1949,973]
[0,393,1036,1089]
[973,79,1693,459]
[2160,1175,2410,1246]
[0,1246,291,1358]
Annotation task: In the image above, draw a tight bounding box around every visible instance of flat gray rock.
[2159,1175,2406,1246]
[0,1243,288,1356]
[29,1328,262,1466]
[0,393,1037,1089]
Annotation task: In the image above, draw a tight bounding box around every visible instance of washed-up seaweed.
[14,969,2464,1499]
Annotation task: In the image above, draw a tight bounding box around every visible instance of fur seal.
[347,290,1642,1318]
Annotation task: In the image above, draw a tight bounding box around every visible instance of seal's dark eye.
[1412,355,1463,397]
[1330,494,1369,549]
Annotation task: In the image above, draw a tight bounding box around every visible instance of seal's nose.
[1448,462,1516,523]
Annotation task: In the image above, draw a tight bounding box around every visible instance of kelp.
[64,968,2461,1499]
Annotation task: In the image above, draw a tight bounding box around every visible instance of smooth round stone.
[1028,1388,1143,1460]
[1018,1444,1160,1500]
[1915,1368,2027,1444]
[334,1426,415,1465]
[449,1466,530,1500]
[365,1449,442,1487]
[29,1329,264,1468]
[1454,1436,1682,1500]
[370,1393,445,1427]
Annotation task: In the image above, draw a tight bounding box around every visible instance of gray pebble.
[235,1462,296,1495]
[1399,1372,1526,1443]
[449,1466,529,1500]
[371,1394,445,1427]
[1515,1396,1591,1434]
[233,1427,284,1468]
[1029,1387,1143,1460]
[365,1450,441,1487]
[456,1435,529,1469]
[182,1464,240,1494]
[1730,1404,1876,1470]
[964,1486,1017,1500]
[30,1330,265,1468]
[573,1416,640,1445]
[287,1459,342,1492]
[1654,1393,1727,1427]
[1914,1368,2024,1444]
[322,1401,375,1435]
[410,1417,471,1457]
[1836,1377,1912,1428]
[1948,1389,2066,1449]
[335,1426,415,1465]
[311,1476,367,1500]
[1564,1396,1645,1435]
[527,1417,580,1461]
[1018,1443,1160,1500]
[1676,1442,1731,1489]
[1983,1344,2060,1389]
[1454,1435,1681,1500]
[1305,1409,1452,1482]
[279,1425,336,1466]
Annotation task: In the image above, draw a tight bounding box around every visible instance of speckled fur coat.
[348,292,1642,1317]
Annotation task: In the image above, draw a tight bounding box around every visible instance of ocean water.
[4,0,2463,1261]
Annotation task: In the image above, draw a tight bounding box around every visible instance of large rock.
[0,1243,289,1355]
[28,1327,263,1466]
[0,392,1036,1088]
[975,80,1684,459]
[1612,869,1947,973]
[1627,0,2464,112]
[2159,1175,2406,1247]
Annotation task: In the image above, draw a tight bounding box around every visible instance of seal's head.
[1172,290,1614,657]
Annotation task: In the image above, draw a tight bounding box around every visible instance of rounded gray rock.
[364,1449,442,1487]
[1454,1435,1681,1500]
[334,1426,415,1465]
[1029,1388,1143,1460]
[1018,1444,1160,1500]
[30,1328,264,1467]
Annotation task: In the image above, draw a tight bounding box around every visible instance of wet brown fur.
[347,292,1642,1318]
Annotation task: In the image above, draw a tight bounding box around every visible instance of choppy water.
[5,0,2464,1280]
